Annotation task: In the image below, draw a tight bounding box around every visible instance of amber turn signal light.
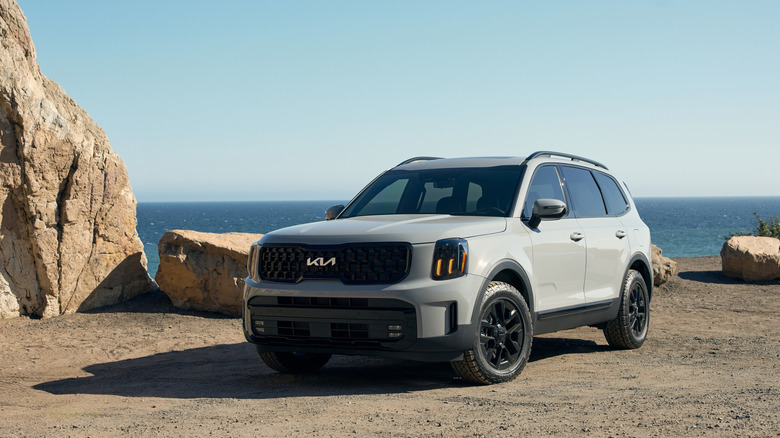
[431,238,468,280]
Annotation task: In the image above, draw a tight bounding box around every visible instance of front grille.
[277,321,310,337]
[277,296,369,308]
[258,243,411,284]
[331,323,369,339]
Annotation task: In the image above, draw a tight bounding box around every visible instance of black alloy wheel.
[628,280,648,340]
[480,298,525,370]
[451,281,533,384]
[604,269,649,349]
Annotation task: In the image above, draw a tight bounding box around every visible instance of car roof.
[394,152,609,172]
[395,156,526,170]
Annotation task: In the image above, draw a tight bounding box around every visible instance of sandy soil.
[1,256,779,437]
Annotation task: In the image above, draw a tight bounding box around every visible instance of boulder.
[721,236,780,282]
[155,230,263,316]
[652,244,677,286]
[0,0,154,318]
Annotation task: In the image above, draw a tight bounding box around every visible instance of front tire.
[259,352,332,374]
[603,269,649,349]
[451,281,533,384]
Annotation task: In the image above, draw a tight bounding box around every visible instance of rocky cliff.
[0,0,153,318]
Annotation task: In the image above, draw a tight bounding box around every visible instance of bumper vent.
[258,243,411,284]
[248,296,417,348]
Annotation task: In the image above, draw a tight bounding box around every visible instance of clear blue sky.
[20,1,780,202]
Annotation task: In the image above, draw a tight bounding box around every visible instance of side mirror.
[529,199,567,229]
[325,204,345,221]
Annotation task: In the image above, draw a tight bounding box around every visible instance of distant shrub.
[730,213,780,240]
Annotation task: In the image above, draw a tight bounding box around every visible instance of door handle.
[570,232,584,242]
[615,230,627,239]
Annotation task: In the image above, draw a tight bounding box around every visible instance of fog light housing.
[431,238,468,281]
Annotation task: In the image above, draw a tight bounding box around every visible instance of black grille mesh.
[248,296,417,347]
[259,243,411,284]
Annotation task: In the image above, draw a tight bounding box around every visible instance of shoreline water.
[136,197,780,278]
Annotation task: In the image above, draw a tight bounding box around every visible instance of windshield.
[340,166,525,218]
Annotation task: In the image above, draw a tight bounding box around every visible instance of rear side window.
[522,166,566,219]
[593,172,629,215]
[560,166,607,217]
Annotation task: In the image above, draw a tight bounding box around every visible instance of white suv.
[243,152,652,384]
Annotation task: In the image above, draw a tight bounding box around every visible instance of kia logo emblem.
[306,257,336,267]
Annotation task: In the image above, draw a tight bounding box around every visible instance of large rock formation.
[721,236,780,282]
[0,0,153,318]
[156,230,262,316]
[651,244,677,286]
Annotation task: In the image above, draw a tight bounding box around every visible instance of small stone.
[652,244,678,285]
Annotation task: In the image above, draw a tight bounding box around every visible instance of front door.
[522,165,587,314]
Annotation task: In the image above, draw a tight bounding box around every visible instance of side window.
[360,178,408,215]
[593,172,629,215]
[522,166,566,219]
[560,167,607,217]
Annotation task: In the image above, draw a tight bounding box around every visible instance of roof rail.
[525,151,608,170]
[396,156,443,167]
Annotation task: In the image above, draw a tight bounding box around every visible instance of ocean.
[137,197,780,278]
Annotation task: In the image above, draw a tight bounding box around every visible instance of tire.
[259,351,331,374]
[603,269,649,349]
[451,281,533,385]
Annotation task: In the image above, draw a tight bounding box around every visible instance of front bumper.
[242,273,485,362]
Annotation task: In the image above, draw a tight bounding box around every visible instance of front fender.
[470,259,534,328]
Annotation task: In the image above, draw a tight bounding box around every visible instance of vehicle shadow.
[33,343,455,399]
[530,337,609,362]
[33,337,607,399]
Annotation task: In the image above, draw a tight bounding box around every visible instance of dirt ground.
[1,256,779,437]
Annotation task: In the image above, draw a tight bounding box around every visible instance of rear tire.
[259,352,331,374]
[604,269,649,349]
[451,281,533,384]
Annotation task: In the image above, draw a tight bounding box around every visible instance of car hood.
[259,215,507,245]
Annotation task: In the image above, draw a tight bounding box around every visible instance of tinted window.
[341,166,524,218]
[358,178,409,215]
[560,166,607,217]
[593,172,628,215]
[418,181,453,213]
[466,182,483,212]
[522,166,566,219]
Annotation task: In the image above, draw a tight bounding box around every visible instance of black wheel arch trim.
[625,251,653,301]
[471,260,534,328]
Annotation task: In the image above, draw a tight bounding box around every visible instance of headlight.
[431,238,468,281]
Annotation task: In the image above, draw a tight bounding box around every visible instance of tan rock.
[155,230,263,316]
[652,244,677,286]
[0,0,154,318]
[721,236,780,282]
